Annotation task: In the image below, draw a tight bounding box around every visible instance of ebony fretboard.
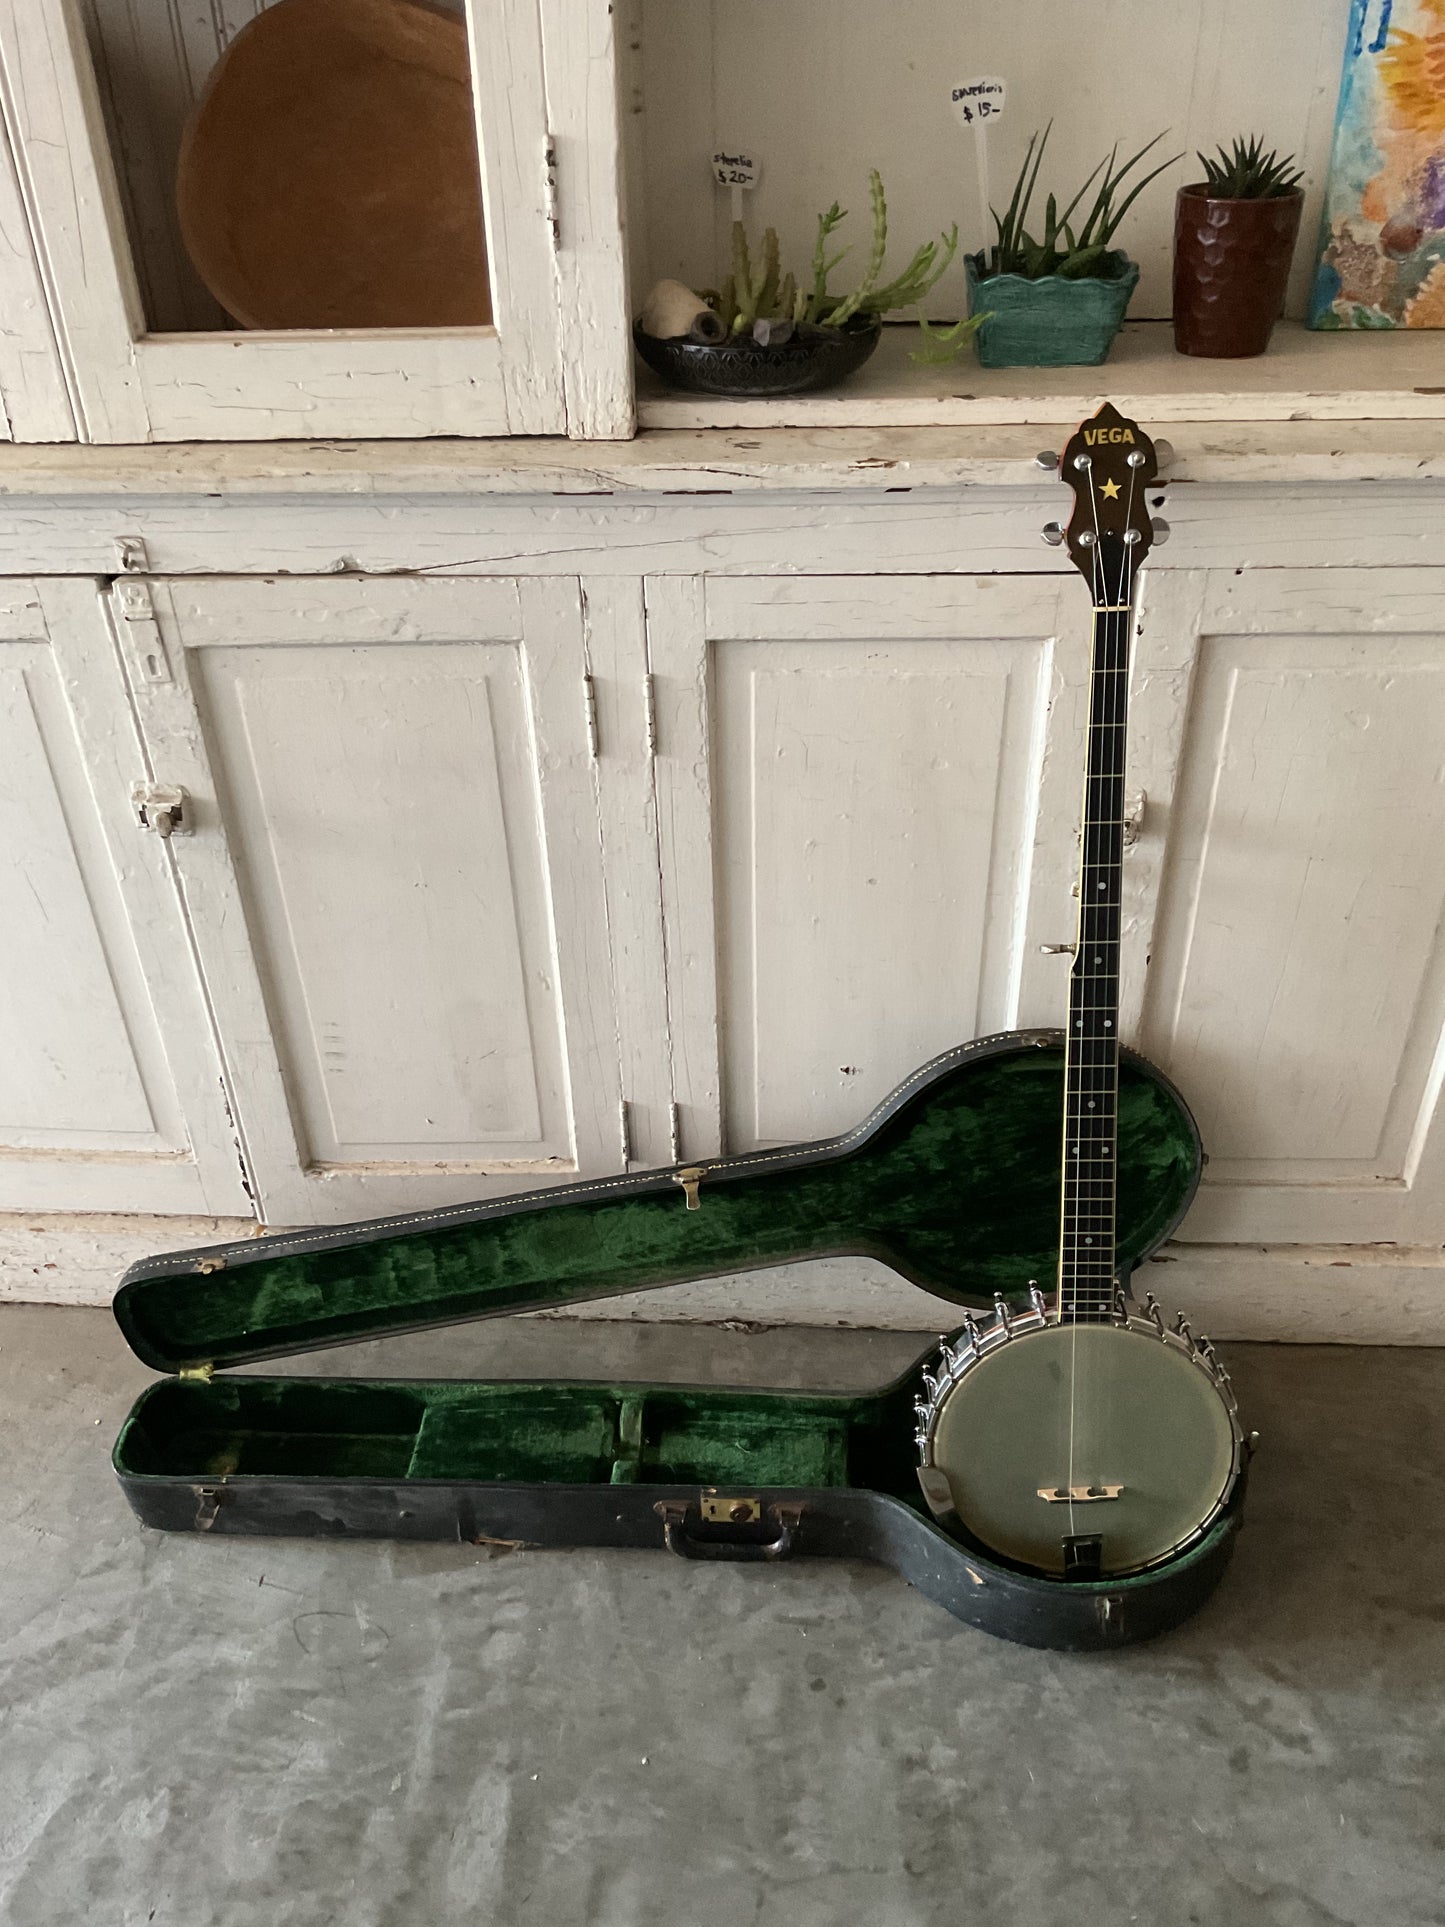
[1059,599,1132,1321]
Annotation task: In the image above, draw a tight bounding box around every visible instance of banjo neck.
[1054,404,1161,1325]
[1059,596,1132,1322]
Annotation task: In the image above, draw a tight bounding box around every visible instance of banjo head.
[917,1305,1243,1579]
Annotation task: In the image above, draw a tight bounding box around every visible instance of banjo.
[914,405,1247,1583]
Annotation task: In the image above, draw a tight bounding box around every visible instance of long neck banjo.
[914,405,1246,1583]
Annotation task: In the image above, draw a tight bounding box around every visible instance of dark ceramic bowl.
[633,314,882,398]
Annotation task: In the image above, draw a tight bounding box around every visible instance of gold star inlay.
[1099,478,1122,500]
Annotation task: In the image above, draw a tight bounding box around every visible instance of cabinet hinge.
[109,574,172,686]
[618,1097,632,1165]
[643,673,658,757]
[583,673,599,759]
[543,133,560,247]
[668,1101,682,1166]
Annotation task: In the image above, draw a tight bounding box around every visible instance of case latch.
[674,1166,707,1210]
[700,1491,760,1524]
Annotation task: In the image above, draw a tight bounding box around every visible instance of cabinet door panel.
[130,576,618,1223]
[1134,569,1445,1242]
[0,0,598,440]
[649,574,1082,1157]
[1,581,247,1212]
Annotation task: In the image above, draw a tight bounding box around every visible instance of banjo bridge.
[1037,1483,1124,1503]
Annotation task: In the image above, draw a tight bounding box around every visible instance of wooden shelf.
[635,321,1445,430]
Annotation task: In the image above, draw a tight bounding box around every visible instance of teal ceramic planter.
[966,251,1139,368]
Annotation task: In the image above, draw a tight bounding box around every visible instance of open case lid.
[113,1035,1201,1376]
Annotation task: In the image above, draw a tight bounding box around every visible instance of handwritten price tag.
[950,77,1006,128]
[711,149,760,189]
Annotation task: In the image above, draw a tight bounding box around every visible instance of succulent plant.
[1197,135,1303,200]
[984,124,1180,281]
[707,171,958,336]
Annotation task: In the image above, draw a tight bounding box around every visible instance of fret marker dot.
[1084,1237,1094,1245]
[1104,1019,1112,1029]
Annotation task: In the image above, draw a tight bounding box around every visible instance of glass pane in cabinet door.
[81,0,491,333]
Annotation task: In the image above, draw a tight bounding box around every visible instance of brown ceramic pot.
[1172,185,1304,358]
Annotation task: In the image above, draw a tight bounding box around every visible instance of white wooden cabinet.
[639,563,1445,1256]
[121,573,622,1224]
[1126,567,1445,1246]
[0,578,248,1212]
[645,573,1085,1156]
[0,444,1443,1340]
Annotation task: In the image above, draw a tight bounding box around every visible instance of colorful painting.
[1310,0,1445,327]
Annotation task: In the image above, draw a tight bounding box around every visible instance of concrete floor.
[1,1306,1442,1927]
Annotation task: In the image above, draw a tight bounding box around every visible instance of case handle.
[654,1499,805,1563]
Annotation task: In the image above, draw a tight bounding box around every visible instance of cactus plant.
[706,171,959,337]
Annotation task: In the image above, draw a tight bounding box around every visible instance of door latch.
[131,782,189,838]
[109,574,173,685]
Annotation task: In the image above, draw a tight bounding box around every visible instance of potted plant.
[963,126,1179,369]
[633,172,976,398]
[1174,137,1304,357]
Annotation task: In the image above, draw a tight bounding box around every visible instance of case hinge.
[178,1363,214,1383]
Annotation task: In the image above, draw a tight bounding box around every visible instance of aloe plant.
[984,125,1181,281]
[708,171,958,335]
[1198,135,1302,199]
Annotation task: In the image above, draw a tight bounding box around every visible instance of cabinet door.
[1124,568,1445,1244]
[0,0,628,440]
[0,113,73,440]
[0,580,248,1213]
[124,575,619,1224]
[646,574,1089,1158]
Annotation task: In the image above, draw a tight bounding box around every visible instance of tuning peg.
[1034,450,1059,470]
[1155,439,1175,470]
[1040,521,1065,547]
[1039,941,1075,955]
[1150,515,1171,546]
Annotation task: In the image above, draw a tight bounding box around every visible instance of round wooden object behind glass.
[177,0,492,330]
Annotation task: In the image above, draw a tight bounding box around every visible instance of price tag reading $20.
[711,150,760,189]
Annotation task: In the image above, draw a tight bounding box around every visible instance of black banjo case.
[111,1030,1243,1652]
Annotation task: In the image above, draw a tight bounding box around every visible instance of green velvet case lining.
[115,1044,1199,1373]
[113,1375,914,1496]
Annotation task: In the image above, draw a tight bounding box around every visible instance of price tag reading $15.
[711,150,760,190]
[949,78,1006,127]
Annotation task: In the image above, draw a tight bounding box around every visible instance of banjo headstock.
[1056,403,1159,598]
